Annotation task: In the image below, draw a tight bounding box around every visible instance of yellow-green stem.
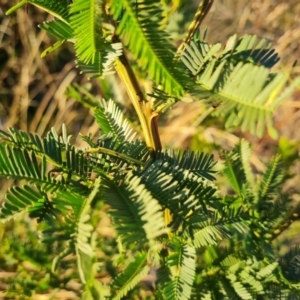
[114,53,162,151]
[106,3,162,151]
[85,146,145,166]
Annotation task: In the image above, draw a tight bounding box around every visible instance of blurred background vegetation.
[0,0,299,298]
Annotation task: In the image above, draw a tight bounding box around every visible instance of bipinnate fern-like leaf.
[203,61,293,138]
[28,193,58,222]
[0,185,44,222]
[222,139,284,209]
[7,1,71,57]
[94,99,136,144]
[75,178,100,283]
[0,127,91,181]
[163,238,196,300]
[0,183,59,224]
[0,125,94,224]
[110,0,187,97]
[8,1,123,78]
[102,172,167,246]
[0,145,44,181]
[135,157,219,235]
[39,19,73,57]
[182,34,280,78]
[78,249,111,300]
[222,145,248,196]
[70,0,107,65]
[222,141,294,245]
[37,2,123,76]
[111,252,149,300]
[44,178,101,281]
[154,149,217,181]
[6,0,70,21]
[256,262,279,280]
[222,139,257,204]
[39,19,73,41]
[190,207,247,249]
[221,34,280,68]
[218,255,280,299]
[257,154,283,202]
[238,139,255,188]
[77,42,123,78]
[222,140,254,197]
[0,144,70,191]
[69,0,123,78]
[181,36,300,138]
[181,41,221,77]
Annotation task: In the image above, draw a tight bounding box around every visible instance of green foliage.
[163,238,196,300]
[181,35,300,138]
[110,0,188,97]
[111,252,150,300]
[2,0,300,299]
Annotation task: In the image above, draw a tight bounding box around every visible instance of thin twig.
[175,0,214,59]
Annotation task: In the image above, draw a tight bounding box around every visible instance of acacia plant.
[2,0,300,299]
